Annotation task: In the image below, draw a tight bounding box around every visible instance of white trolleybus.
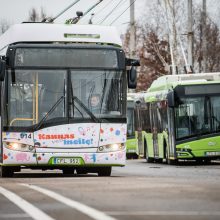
[0,23,138,177]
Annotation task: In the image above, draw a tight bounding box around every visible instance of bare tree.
[0,19,10,35]
[194,12,220,72]
[28,7,48,22]
[123,0,220,92]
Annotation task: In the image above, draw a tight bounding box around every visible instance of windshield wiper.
[72,95,100,123]
[35,96,64,130]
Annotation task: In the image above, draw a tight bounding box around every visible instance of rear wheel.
[145,141,154,163]
[97,167,112,176]
[0,166,14,178]
[165,147,178,165]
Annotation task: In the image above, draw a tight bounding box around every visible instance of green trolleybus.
[140,73,220,164]
[126,93,146,159]
[126,93,138,159]
[0,23,137,177]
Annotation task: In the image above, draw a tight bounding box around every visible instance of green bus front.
[142,82,220,164]
[173,83,220,162]
[126,100,138,159]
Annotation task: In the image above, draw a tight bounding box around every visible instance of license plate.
[205,152,220,156]
[53,157,81,165]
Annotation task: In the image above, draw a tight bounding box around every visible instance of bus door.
[167,107,176,159]
[151,103,159,158]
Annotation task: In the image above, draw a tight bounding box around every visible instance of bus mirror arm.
[0,59,6,81]
[126,58,140,66]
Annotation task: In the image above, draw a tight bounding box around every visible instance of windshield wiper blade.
[35,96,64,130]
[72,95,100,123]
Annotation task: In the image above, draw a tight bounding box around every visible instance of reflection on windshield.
[7,70,66,127]
[6,69,125,128]
[175,96,220,139]
[70,70,125,118]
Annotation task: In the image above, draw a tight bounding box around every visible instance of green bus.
[126,93,146,159]
[126,94,138,158]
[139,73,220,164]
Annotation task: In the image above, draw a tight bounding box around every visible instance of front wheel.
[97,167,112,176]
[0,166,14,178]
[62,168,75,175]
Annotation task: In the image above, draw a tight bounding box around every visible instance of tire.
[143,139,147,159]
[97,167,112,176]
[155,158,163,163]
[146,156,154,163]
[145,141,154,163]
[167,159,178,165]
[62,168,75,175]
[76,168,88,175]
[0,166,14,178]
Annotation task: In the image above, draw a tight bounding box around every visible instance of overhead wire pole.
[187,0,193,73]
[129,0,136,58]
[164,0,176,75]
[202,0,207,72]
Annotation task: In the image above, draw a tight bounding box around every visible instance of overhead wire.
[165,0,189,70]
[109,0,137,25]
[93,0,115,17]
[98,0,126,24]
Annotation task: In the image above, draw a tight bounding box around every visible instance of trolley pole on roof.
[42,0,81,22]
[187,0,193,73]
[75,0,103,23]
[129,0,136,58]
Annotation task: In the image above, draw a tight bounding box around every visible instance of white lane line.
[0,213,29,218]
[20,183,117,220]
[0,186,55,220]
[105,210,220,216]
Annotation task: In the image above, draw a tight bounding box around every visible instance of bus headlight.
[97,143,125,152]
[4,142,35,152]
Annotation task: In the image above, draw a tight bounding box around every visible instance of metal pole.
[187,0,193,72]
[130,0,136,58]
[202,0,207,72]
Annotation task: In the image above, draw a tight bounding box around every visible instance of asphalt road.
[1,159,220,220]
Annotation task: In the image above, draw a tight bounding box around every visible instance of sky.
[0,0,146,34]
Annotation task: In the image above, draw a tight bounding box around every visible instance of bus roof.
[127,93,145,101]
[148,72,220,92]
[0,23,122,52]
[145,72,220,102]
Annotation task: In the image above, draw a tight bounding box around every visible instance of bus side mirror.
[0,60,6,81]
[127,66,137,89]
[167,91,175,107]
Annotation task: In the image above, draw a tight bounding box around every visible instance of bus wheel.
[62,168,75,175]
[145,144,154,163]
[0,166,14,178]
[76,168,88,175]
[97,167,112,176]
[146,156,154,163]
[167,159,178,165]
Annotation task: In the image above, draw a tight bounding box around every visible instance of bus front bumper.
[2,147,126,167]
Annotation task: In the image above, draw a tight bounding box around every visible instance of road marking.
[20,183,117,220]
[105,210,220,216]
[0,213,29,218]
[0,186,55,220]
